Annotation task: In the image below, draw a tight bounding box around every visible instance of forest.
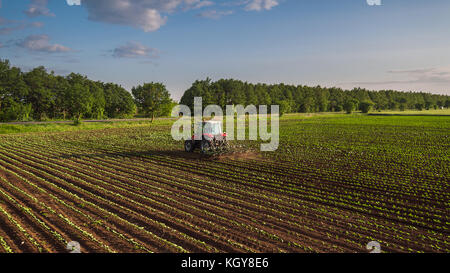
[1,60,449,122]
[0,60,137,122]
[181,79,450,115]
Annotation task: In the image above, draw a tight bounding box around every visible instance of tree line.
[0,60,174,122]
[2,59,450,122]
[181,78,450,115]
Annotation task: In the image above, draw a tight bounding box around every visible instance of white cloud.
[66,0,81,6]
[0,21,44,35]
[113,42,159,58]
[31,21,44,27]
[17,35,72,53]
[0,16,14,25]
[348,68,450,86]
[386,68,450,84]
[25,0,55,17]
[65,0,280,32]
[198,10,233,19]
[244,0,279,11]
[186,0,214,9]
[81,0,214,32]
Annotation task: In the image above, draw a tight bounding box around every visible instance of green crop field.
[0,113,448,253]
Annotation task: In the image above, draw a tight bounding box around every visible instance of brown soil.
[0,138,447,253]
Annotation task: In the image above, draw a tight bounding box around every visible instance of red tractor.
[184,120,228,153]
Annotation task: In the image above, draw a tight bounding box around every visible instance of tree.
[0,60,30,120]
[278,100,292,117]
[229,80,246,106]
[415,103,424,111]
[89,81,106,119]
[67,82,93,122]
[0,59,139,122]
[65,73,90,121]
[103,83,136,118]
[300,96,314,113]
[180,79,216,112]
[359,101,373,114]
[397,98,407,111]
[245,84,258,106]
[132,82,172,122]
[24,67,54,120]
[53,76,70,119]
[159,100,178,117]
[3,59,450,122]
[0,97,32,122]
[315,89,329,112]
[344,99,358,114]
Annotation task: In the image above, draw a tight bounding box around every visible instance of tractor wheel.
[222,141,230,151]
[201,140,211,154]
[185,140,195,152]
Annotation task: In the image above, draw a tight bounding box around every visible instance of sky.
[0,0,449,100]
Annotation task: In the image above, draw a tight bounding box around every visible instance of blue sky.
[1,0,449,100]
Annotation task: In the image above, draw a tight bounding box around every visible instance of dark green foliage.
[181,79,450,115]
[359,101,374,114]
[72,117,82,126]
[0,97,32,122]
[23,66,54,120]
[344,100,357,114]
[103,83,136,119]
[132,82,172,122]
[2,58,449,122]
[278,100,292,117]
[0,59,137,122]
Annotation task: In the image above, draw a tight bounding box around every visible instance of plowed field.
[0,115,448,253]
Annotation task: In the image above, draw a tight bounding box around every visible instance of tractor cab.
[194,121,224,140]
[185,120,228,153]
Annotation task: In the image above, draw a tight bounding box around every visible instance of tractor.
[184,120,228,153]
